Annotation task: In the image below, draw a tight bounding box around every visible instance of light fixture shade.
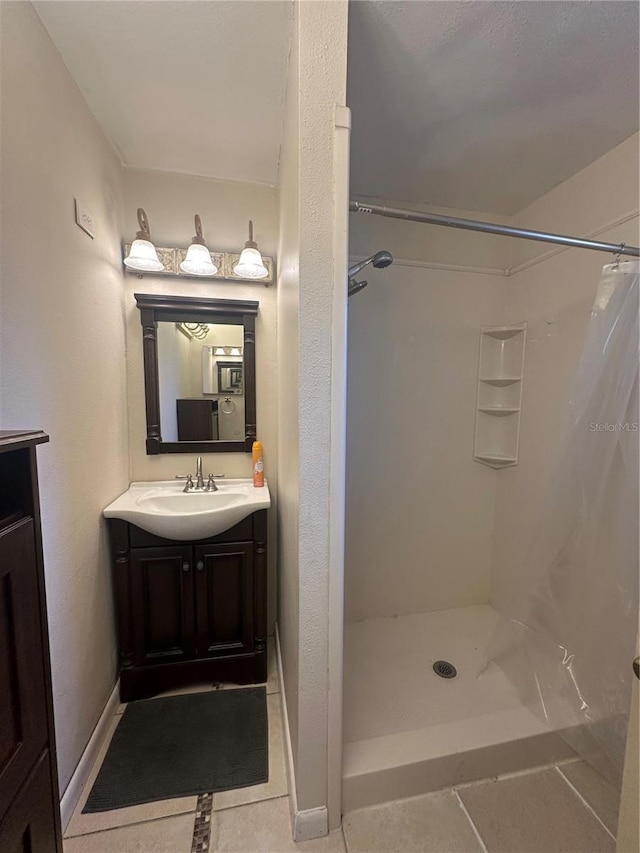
[180,243,218,276]
[233,246,268,279]
[214,347,226,356]
[124,238,164,272]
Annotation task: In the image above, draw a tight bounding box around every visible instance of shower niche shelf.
[474,323,526,468]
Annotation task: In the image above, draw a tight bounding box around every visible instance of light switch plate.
[74,198,95,239]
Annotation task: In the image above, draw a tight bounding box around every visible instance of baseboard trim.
[293,805,329,841]
[59,679,120,830]
[274,626,329,842]
[274,626,298,826]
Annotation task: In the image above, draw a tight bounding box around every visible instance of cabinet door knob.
[197,560,204,571]
[182,561,190,572]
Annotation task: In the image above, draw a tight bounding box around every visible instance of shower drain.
[433,660,457,679]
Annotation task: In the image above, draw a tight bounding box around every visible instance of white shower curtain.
[489,260,639,786]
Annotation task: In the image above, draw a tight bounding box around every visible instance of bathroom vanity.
[109,293,270,702]
[0,431,62,852]
[107,508,268,702]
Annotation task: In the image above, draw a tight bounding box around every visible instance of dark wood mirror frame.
[135,293,259,454]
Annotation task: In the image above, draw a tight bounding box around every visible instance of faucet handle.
[183,474,194,492]
[205,474,219,492]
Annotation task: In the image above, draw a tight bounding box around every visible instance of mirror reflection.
[157,321,245,442]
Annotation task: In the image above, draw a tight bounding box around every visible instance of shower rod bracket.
[349,200,640,258]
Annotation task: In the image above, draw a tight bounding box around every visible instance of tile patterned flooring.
[64,638,620,852]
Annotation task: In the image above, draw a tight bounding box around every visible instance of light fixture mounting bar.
[123,245,274,284]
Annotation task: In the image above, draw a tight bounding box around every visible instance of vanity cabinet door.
[130,547,197,665]
[194,543,254,657]
[0,519,48,819]
[0,751,57,853]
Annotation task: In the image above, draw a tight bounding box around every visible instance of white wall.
[346,205,512,621]
[276,0,301,795]
[492,132,640,614]
[122,167,279,630]
[0,2,128,792]
[157,322,192,441]
[345,265,507,620]
[276,0,349,833]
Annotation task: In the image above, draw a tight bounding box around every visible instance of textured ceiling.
[348,1,639,214]
[34,0,292,185]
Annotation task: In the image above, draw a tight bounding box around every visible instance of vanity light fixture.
[123,208,164,272]
[180,214,218,276]
[177,322,210,340]
[213,345,243,356]
[232,221,268,279]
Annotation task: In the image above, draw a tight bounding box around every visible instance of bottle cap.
[253,441,263,451]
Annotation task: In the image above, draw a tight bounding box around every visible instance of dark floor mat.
[83,687,268,812]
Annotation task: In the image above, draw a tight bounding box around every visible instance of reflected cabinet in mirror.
[135,294,259,454]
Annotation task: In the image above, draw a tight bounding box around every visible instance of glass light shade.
[230,347,242,356]
[214,347,226,356]
[233,246,268,279]
[123,238,164,272]
[180,243,218,276]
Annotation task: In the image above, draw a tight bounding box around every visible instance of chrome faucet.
[195,456,205,490]
[176,460,224,492]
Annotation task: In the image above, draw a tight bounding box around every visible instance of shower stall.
[342,194,639,812]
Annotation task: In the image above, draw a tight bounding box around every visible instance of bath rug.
[83,687,268,812]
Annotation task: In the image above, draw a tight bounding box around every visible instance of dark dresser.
[0,431,62,852]
[176,398,219,441]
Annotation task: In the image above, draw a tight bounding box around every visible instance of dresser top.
[0,430,49,452]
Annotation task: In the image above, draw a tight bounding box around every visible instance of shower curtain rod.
[349,200,640,258]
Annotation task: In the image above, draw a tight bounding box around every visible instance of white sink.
[103,479,271,540]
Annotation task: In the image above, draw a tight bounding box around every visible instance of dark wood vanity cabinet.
[0,431,62,853]
[176,398,219,441]
[108,511,267,702]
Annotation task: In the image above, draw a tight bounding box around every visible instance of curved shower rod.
[349,200,640,258]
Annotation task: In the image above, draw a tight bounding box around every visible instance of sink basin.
[138,492,243,514]
[103,479,271,540]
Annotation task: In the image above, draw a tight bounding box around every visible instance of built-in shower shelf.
[475,454,518,466]
[474,323,526,468]
[479,377,521,386]
[483,327,525,340]
[477,407,520,416]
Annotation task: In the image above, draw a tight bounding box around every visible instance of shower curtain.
[489,260,639,787]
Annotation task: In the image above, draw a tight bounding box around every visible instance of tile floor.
[64,639,620,852]
[341,761,619,853]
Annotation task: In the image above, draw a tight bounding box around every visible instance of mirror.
[215,361,243,395]
[135,294,259,454]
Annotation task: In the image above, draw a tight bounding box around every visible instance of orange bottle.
[252,440,264,487]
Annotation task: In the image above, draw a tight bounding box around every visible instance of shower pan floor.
[342,604,573,812]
